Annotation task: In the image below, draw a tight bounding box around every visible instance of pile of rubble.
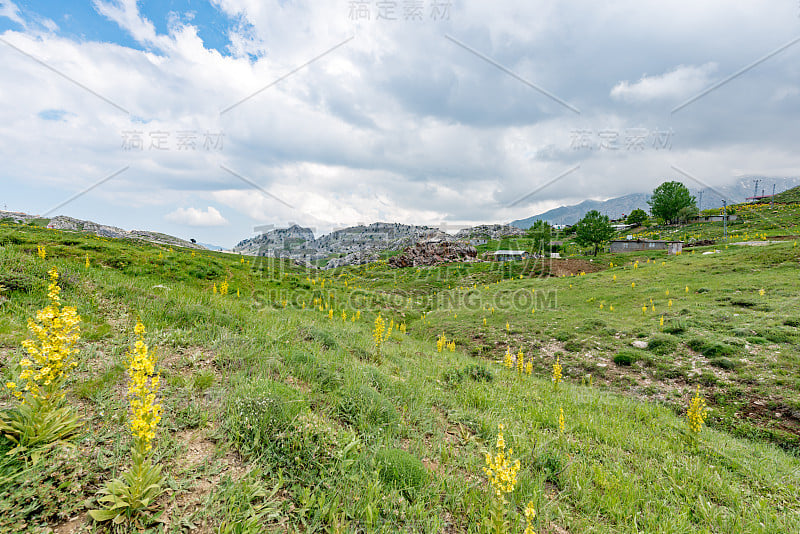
[388,241,478,268]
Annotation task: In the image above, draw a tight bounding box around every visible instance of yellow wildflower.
[127,320,161,452]
[552,357,562,388]
[687,386,708,434]
[483,424,521,501]
[15,267,81,402]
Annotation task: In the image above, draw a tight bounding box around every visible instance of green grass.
[0,218,799,532]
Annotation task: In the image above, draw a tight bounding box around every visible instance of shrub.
[702,343,735,358]
[442,364,493,386]
[663,321,687,335]
[0,272,35,292]
[710,357,737,370]
[563,340,582,353]
[336,385,398,434]
[580,319,606,331]
[613,351,638,366]
[687,338,736,358]
[647,335,677,355]
[192,370,214,391]
[784,318,800,328]
[764,329,795,344]
[225,380,307,456]
[374,448,428,498]
[225,381,339,480]
[307,327,338,350]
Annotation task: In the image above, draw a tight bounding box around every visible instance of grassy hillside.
[769,185,800,204]
[1,221,799,533]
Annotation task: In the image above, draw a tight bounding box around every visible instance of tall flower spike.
[127,320,161,452]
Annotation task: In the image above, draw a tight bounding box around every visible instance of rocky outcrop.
[454,224,525,240]
[325,250,380,269]
[233,224,315,257]
[1,211,203,249]
[0,210,36,224]
[46,216,204,249]
[388,242,479,268]
[234,222,452,268]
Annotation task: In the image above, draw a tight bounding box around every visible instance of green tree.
[648,181,697,224]
[626,208,649,227]
[574,210,614,256]
[526,220,552,254]
[676,205,699,223]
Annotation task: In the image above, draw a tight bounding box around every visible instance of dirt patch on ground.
[547,259,603,277]
[53,513,88,534]
[163,427,249,532]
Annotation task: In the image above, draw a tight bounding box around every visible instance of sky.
[1,1,799,247]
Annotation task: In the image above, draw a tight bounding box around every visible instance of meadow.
[0,209,799,533]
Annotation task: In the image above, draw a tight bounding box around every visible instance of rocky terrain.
[454,224,525,240]
[234,222,453,268]
[0,211,203,250]
[387,241,478,268]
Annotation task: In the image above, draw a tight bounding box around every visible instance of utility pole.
[722,200,727,240]
[753,178,760,201]
[771,184,775,208]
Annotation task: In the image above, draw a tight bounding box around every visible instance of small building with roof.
[492,250,529,261]
[610,239,683,255]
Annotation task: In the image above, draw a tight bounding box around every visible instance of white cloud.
[0,0,25,27]
[610,63,717,102]
[165,206,228,226]
[92,0,170,49]
[2,1,799,244]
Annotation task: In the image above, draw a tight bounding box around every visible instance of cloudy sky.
[1,1,798,246]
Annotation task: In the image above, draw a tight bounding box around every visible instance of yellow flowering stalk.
[374,315,386,353]
[37,245,46,259]
[552,357,562,389]
[437,333,447,353]
[127,321,161,453]
[687,386,708,435]
[523,501,537,534]
[503,348,513,368]
[85,253,90,268]
[517,350,524,375]
[483,423,521,533]
[558,406,565,433]
[0,267,82,458]
[90,320,165,525]
[219,280,229,295]
[15,267,81,403]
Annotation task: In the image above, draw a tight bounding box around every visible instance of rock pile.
[388,242,478,268]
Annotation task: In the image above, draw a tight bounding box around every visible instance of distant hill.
[511,193,649,228]
[511,176,800,228]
